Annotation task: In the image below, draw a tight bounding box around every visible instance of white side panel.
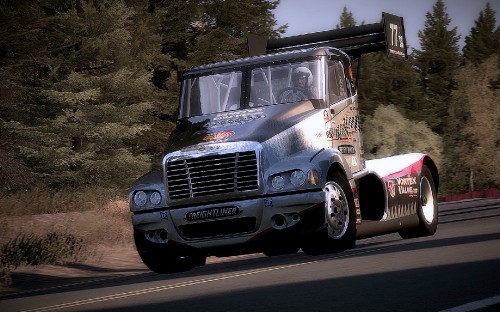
[365,153,425,180]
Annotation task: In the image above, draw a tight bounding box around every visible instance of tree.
[336,6,356,28]
[358,53,424,121]
[413,0,461,135]
[445,56,500,193]
[363,105,443,168]
[463,3,500,65]
[0,0,287,190]
[154,0,285,69]
[0,0,82,189]
[333,8,425,123]
[0,1,161,189]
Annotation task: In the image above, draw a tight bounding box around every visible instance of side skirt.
[355,215,419,239]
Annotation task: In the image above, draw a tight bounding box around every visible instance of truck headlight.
[133,191,148,206]
[290,170,306,187]
[149,191,162,205]
[272,175,285,190]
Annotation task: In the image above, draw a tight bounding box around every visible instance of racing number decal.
[389,24,402,49]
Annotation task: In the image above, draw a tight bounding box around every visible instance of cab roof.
[182,47,349,77]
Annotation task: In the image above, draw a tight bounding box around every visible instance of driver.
[292,67,318,98]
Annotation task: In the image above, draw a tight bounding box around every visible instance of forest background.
[0,0,499,215]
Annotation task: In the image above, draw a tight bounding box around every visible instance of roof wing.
[248,12,407,60]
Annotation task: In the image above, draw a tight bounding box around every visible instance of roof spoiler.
[248,12,407,60]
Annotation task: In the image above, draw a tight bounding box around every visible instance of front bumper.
[132,190,325,252]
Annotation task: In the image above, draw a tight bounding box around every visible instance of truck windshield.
[250,60,324,107]
[180,59,324,117]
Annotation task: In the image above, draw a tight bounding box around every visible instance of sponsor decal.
[396,176,418,197]
[181,144,222,153]
[203,130,235,142]
[338,145,356,154]
[327,116,360,140]
[185,207,240,221]
[387,180,396,198]
[351,156,358,167]
[387,202,417,219]
[210,108,265,128]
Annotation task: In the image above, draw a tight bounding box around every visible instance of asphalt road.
[1,198,499,312]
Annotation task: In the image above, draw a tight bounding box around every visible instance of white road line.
[19,246,392,312]
[440,294,500,312]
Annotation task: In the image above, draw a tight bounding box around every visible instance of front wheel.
[301,172,356,255]
[399,165,438,239]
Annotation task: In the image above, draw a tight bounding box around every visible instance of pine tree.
[335,8,425,123]
[0,0,287,189]
[463,3,500,65]
[412,0,461,135]
[336,6,356,28]
[153,0,285,69]
[1,0,163,188]
[358,53,424,121]
[0,0,80,189]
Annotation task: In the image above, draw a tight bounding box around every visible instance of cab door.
[325,60,364,173]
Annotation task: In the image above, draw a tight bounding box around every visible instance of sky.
[273,0,500,52]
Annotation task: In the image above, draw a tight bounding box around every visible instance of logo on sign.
[185,207,240,221]
[387,180,396,198]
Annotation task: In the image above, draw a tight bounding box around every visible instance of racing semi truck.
[130,13,439,273]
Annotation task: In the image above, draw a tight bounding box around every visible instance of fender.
[310,147,354,186]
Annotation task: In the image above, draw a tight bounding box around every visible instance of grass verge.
[0,232,87,286]
[0,188,134,287]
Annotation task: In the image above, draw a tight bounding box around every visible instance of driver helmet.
[292,67,313,87]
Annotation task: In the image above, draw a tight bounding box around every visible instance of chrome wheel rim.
[324,182,349,239]
[420,176,435,224]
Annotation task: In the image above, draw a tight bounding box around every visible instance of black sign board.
[383,12,408,60]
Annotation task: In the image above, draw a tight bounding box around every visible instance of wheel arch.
[357,173,385,221]
[422,156,439,192]
[326,161,349,182]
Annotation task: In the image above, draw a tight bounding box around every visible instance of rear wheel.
[399,166,438,239]
[301,172,356,255]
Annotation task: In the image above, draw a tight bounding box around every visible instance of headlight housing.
[290,170,306,187]
[149,191,162,205]
[270,168,319,191]
[132,190,163,207]
[133,191,148,206]
[271,175,285,190]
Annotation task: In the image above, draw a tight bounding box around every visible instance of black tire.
[399,165,438,239]
[301,171,356,255]
[134,233,204,274]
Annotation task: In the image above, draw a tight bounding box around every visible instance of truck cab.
[130,13,439,273]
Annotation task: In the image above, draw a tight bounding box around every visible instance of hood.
[164,101,319,154]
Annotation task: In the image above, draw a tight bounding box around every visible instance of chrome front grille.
[166,151,258,200]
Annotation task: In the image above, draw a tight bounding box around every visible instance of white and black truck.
[130,13,439,273]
